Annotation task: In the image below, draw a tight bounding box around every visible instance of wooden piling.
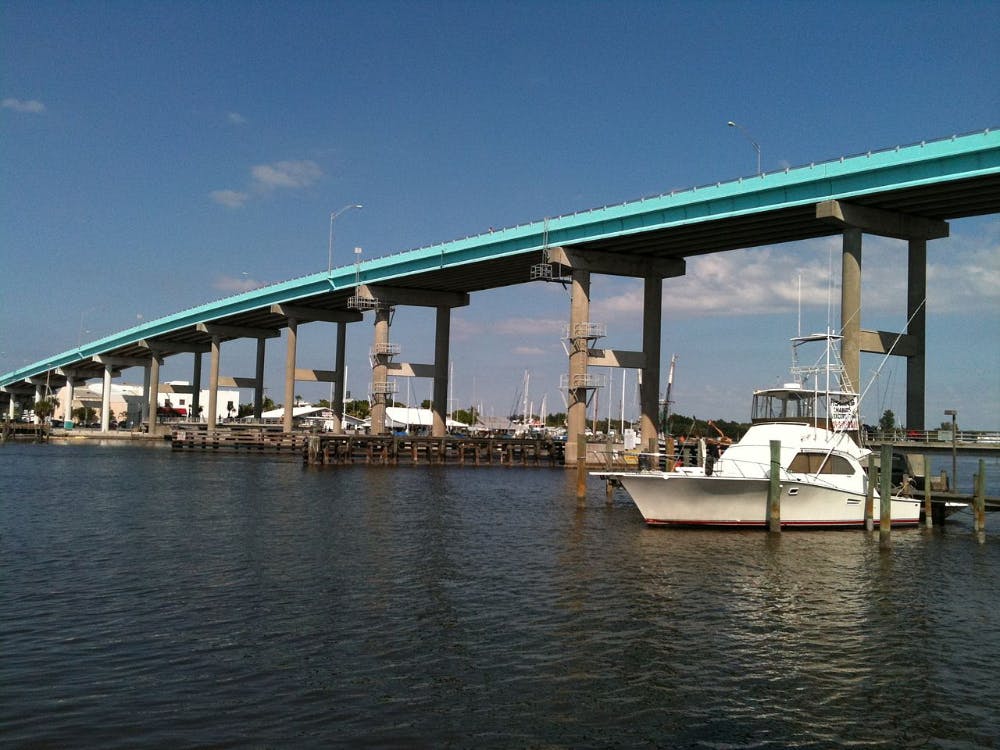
[879,443,892,548]
[865,457,876,532]
[973,458,986,542]
[767,440,781,532]
[923,453,933,529]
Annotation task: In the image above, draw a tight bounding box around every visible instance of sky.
[2,0,999,428]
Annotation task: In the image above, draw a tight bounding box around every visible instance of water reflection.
[1,445,997,748]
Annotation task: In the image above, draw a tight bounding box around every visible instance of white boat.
[598,332,922,528]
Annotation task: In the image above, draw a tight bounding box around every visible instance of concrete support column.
[332,322,347,434]
[370,307,391,436]
[141,364,151,424]
[841,227,863,395]
[101,365,113,431]
[254,338,266,420]
[640,277,663,452]
[431,306,451,438]
[191,352,202,423]
[566,269,591,467]
[147,357,161,435]
[906,238,927,429]
[34,384,43,424]
[208,335,221,430]
[8,396,16,420]
[283,319,298,433]
[63,376,75,428]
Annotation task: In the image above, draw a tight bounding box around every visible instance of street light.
[944,409,957,490]
[328,203,363,273]
[727,120,761,175]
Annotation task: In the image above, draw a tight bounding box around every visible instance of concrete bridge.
[3,128,999,464]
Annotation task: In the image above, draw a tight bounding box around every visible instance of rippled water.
[2,444,998,748]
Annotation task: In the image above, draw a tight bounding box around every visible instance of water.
[2,444,998,749]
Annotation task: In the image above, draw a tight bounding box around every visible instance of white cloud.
[2,98,45,113]
[213,274,261,293]
[210,189,250,208]
[227,111,247,125]
[211,159,324,208]
[251,160,322,190]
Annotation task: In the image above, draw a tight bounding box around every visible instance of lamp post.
[328,203,363,274]
[727,120,761,175]
[944,409,957,490]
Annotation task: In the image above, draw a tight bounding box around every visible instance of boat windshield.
[751,388,859,430]
[751,388,816,421]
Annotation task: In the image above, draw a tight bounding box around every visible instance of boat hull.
[614,472,921,528]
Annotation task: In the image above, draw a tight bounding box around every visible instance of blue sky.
[2,0,998,428]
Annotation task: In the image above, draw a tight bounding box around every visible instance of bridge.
[3,128,999,464]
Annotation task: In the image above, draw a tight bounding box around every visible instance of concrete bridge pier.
[352,285,468,437]
[639,277,662,454]
[146,356,161,435]
[431,306,451,438]
[565,268,591,467]
[370,305,392,436]
[331,322,347,433]
[282,319,298,433]
[819,200,948,430]
[191,352,202,423]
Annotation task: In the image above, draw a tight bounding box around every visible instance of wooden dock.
[303,433,566,467]
[169,426,572,466]
[0,422,49,443]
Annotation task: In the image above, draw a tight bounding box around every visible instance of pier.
[168,425,567,466]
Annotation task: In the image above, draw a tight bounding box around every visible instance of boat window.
[787,452,855,475]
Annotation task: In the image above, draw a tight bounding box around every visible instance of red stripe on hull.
[644,518,921,528]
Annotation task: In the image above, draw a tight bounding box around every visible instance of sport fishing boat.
[597,332,922,528]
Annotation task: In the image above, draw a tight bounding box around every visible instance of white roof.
[260,405,331,419]
[384,406,469,429]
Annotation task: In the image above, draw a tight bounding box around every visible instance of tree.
[345,400,370,419]
[72,406,97,425]
[879,409,896,433]
[32,398,58,422]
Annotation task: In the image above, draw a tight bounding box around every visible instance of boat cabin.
[750,383,859,433]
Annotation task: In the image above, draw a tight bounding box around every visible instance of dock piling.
[767,440,781,532]
[923,453,933,529]
[974,458,986,542]
[879,443,892,549]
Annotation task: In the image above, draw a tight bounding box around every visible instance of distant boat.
[597,332,921,528]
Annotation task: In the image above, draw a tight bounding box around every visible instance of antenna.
[797,272,802,338]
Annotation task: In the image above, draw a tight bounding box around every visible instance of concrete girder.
[859,330,921,358]
[270,304,363,324]
[55,367,91,381]
[139,339,211,355]
[291,369,338,383]
[386,362,436,378]
[816,200,949,240]
[548,246,686,279]
[218,376,262,389]
[92,355,150,369]
[586,349,647,369]
[159,383,195,394]
[197,323,281,340]
[359,284,470,308]
[0,382,36,395]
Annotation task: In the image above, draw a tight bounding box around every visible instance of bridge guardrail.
[866,429,1000,445]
